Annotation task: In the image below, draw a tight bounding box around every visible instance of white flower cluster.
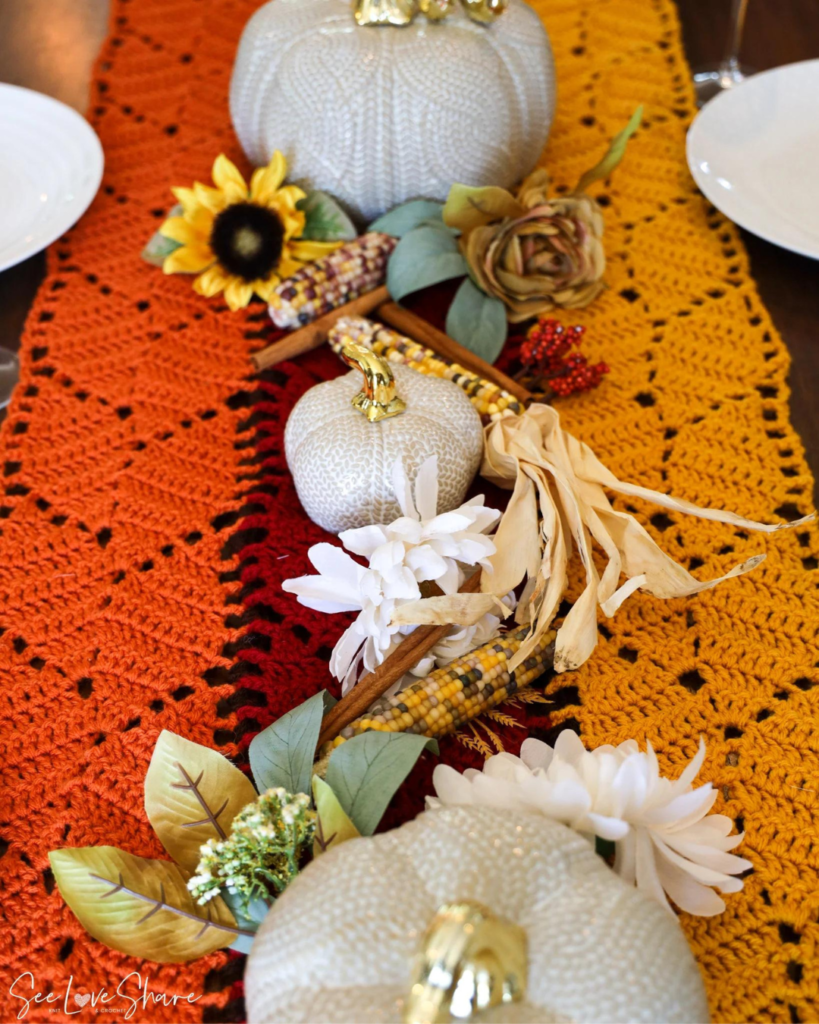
[429,731,752,917]
[187,787,314,912]
[283,457,501,693]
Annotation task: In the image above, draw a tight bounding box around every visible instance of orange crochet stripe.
[0,1,816,1023]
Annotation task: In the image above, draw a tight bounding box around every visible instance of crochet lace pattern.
[0,0,816,1022]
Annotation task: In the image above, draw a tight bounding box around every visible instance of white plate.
[687,59,819,260]
[0,83,103,273]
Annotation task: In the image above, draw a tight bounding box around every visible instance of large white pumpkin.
[230,0,556,222]
[245,806,710,1023]
[285,360,484,533]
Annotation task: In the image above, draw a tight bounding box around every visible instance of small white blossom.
[429,731,751,917]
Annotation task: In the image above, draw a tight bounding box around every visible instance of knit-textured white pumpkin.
[285,357,484,533]
[229,0,556,223]
[244,806,710,1023]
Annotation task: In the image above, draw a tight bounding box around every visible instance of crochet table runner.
[0,0,816,1021]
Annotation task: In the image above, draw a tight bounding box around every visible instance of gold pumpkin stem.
[404,901,527,1023]
[354,0,419,26]
[340,341,407,422]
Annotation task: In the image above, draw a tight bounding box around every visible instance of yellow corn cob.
[329,316,525,423]
[268,233,396,329]
[324,626,555,750]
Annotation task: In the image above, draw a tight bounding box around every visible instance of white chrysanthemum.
[283,456,501,694]
[429,730,751,917]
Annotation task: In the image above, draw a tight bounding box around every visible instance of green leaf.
[222,891,270,954]
[575,105,643,194]
[312,775,361,857]
[48,847,246,963]
[141,203,183,267]
[249,690,335,797]
[387,224,468,303]
[369,199,446,238]
[144,730,258,874]
[445,278,508,364]
[299,191,357,242]
[325,733,438,836]
[443,184,524,233]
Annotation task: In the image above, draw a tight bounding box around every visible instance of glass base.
[0,348,20,410]
[692,62,755,108]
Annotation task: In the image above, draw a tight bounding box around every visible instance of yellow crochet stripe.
[528,1,818,1021]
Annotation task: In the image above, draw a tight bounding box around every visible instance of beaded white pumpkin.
[229,0,556,222]
[285,361,484,533]
[244,806,710,1023]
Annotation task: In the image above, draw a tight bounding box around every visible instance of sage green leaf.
[141,203,183,267]
[249,690,335,797]
[325,733,438,836]
[443,184,524,233]
[445,277,508,364]
[312,775,361,857]
[144,730,257,874]
[48,847,247,963]
[369,199,445,238]
[222,891,270,954]
[387,224,467,303]
[299,191,357,242]
[575,106,644,194]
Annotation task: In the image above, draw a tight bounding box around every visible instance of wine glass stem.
[723,0,749,67]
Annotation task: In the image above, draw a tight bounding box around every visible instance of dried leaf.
[390,592,510,627]
[443,184,525,233]
[48,847,246,963]
[312,775,361,857]
[144,730,257,874]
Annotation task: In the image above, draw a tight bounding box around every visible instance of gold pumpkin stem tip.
[354,0,419,26]
[340,342,407,422]
[460,0,508,23]
[404,901,527,1023]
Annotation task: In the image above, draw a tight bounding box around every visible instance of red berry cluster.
[519,318,609,397]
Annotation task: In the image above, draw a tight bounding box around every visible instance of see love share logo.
[73,993,91,1008]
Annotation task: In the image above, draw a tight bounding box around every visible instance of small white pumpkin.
[229,0,556,222]
[245,806,710,1023]
[285,347,484,533]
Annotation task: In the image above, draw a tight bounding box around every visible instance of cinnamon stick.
[251,285,390,370]
[376,301,533,406]
[317,570,482,747]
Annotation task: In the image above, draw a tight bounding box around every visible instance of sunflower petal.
[159,216,208,247]
[289,239,343,262]
[163,245,213,275]
[252,277,279,302]
[212,154,249,202]
[223,276,254,311]
[194,265,230,298]
[249,150,288,205]
[193,181,229,215]
[171,186,200,216]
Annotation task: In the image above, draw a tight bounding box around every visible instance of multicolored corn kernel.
[325,626,555,750]
[329,316,525,423]
[268,232,396,329]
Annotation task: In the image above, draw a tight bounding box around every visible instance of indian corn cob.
[329,315,525,422]
[268,232,396,329]
[323,626,555,751]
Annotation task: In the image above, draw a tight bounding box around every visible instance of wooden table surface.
[1,0,817,502]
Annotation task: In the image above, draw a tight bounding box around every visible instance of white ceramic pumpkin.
[285,348,484,533]
[229,0,556,222]
[244,806,710,1023]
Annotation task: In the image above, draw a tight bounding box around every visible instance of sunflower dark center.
[210,202,285,282]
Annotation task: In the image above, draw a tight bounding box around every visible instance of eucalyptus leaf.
[369,199,445,238]
[249,690,335,797]
[575,105,643,194]
[387,224,467,303]
[325,733,438,836]
[141,203,183,267]
[222,891,271,954]
[299,191,357,242]
[312,775,361,857]
[144,730,257,874]
[445,278,508,364]
[48,846,247,963]
[443,184,524,233]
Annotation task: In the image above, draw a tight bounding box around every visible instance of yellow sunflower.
[159,152,340,312]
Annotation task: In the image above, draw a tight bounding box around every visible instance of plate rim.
[0,82,105,274]
[686,57,819,262]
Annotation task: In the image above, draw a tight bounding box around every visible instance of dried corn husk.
[395,404,814,675]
